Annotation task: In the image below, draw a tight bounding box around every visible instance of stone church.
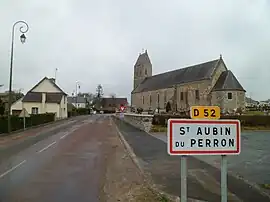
[131,50,246,113]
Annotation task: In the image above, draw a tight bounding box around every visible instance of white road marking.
[0,160,26,179]
[38,141,56,153]
[60,133,69,139]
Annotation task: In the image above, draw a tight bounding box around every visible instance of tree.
[96,84,103,99]
[0,98,4,116]
[166,102,171,112]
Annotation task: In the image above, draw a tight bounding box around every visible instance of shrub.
[0,113,55,134]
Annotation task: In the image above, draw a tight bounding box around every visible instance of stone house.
[131,50,246,113]
[99,97,128,112]
[11,77,68,119]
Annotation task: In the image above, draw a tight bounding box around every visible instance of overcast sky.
[0,0,270,101]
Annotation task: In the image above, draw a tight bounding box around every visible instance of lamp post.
[75,82,80,108]
[8,21,29,133]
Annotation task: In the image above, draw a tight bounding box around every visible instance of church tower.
[133,49,152,90]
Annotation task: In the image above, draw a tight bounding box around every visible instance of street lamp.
[8,21,29,133]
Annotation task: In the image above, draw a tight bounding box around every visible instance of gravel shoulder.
[103,121,169,202]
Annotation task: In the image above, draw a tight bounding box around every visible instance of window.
[31,107,38,114]
[142,96,144,104]
[157,93,160,104]
[145,69,147,75]
[180,92,184,100]
[63,97,66,104]
[150,95,152,105]
[228,92,232,99]
[195,90,200,100]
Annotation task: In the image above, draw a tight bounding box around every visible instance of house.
[99,97,128,112]
[131,50,246,113]
[67,96,87,108]
[11,77,68,119]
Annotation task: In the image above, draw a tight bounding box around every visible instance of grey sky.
[0,0,269,101]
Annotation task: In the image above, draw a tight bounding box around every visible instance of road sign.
[19,108,30,118]
[167,119,241,155]
[120,105,125,112]
[190,106,220,119]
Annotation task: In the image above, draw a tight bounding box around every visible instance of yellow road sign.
[190,106,220,119]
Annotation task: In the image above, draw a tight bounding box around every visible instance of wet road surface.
[0,115,113,202]
[113,117,270,202]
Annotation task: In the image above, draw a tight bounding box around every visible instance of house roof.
[132,58,221,93]
[101,98,128,106]
[22,92,42,102]
[46,93,63,103]
[28,77,67,95]
[67,96,86,104]
[134,50,151,66]
[212,70,245,92]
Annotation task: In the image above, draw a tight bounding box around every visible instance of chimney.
[50,78,55,83]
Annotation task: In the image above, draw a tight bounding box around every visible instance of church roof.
[212,70,245,92]
[135,50,151,66]
[132,58,221,93]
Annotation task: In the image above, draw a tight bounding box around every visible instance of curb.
[112,117,205,202]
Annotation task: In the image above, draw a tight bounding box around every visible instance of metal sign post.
[19,108,30,130]
[180,155,187,202]
[168,106,241,202]
[221,155,227,202]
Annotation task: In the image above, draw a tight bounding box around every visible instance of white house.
[11,77,68,119]
[67,96,87,108]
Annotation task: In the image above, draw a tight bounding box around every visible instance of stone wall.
[115,113,153,133]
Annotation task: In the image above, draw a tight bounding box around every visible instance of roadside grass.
[135,187,170,202]
[150,125,270,133]
[261,184,270,189]
[244,111,265,115]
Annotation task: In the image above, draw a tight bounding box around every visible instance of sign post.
[168,106,240,202]
[19,108,30,130]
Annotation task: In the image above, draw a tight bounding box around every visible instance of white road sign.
[167,119,241,155]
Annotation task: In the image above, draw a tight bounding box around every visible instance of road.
[0,115,113,202]
[114,118,270,202]
[151,131,270,185]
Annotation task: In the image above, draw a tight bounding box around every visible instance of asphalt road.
[114,118,270,202]
[0,115,113,202]
[152,131,270,185]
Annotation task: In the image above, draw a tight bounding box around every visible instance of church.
[131,50,246,113]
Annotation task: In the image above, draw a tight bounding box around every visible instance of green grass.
[244,111,265,115]
[260,184,270,189]
[150,125,270,132]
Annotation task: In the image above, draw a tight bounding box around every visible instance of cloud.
[0,0,269,101]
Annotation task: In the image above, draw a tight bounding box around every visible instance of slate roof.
[46,93,63,103]
[212,70,245,92]
[67,96,86,104]
[132,58,221,93]
[101,98,128,107]
[135,50,151,66]
[22,92,64,103]
[22,92,42,102]
[22,77,66,103]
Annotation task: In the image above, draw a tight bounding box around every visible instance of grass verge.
[150,125,270,133]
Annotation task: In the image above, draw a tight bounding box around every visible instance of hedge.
[0,113,55,134]
[152,114,270,127]
[68,108,90,117]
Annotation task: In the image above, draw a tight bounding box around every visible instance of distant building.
[67,96,87,108]
[11,77,68,119]
[99,97,128,112]
[131,50,246,112]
